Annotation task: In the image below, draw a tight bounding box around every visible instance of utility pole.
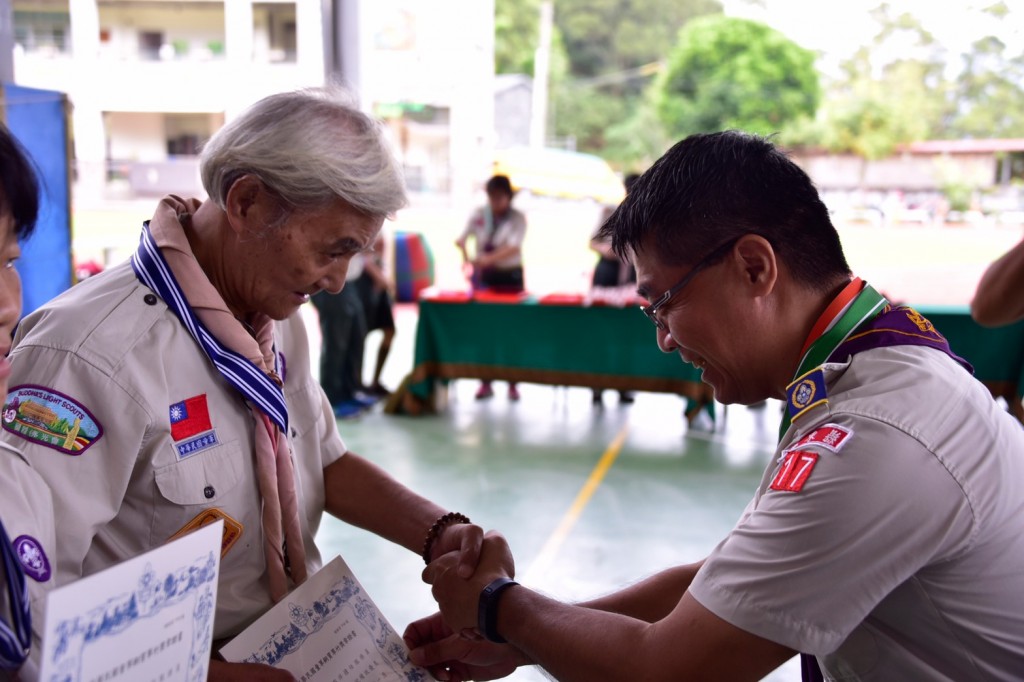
[529,0,553,149]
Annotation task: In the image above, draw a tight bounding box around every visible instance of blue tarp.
[3,83,72,317]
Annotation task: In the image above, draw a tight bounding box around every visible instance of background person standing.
[455,174,527,401]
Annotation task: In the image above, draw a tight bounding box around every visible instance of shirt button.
[144,293,158,305]
[204,485,215,499]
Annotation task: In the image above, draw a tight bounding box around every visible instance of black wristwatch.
[478,577,519,643]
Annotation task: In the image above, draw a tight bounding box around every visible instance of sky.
[723,0,1024,74]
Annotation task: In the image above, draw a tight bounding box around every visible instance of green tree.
[548,0,721,162]
[495,0,542,74]
[800,5,946,159]
[947,34,1024,139]
[656,16,820,139]
[555,0,720,81]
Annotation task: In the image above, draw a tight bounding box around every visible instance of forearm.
[323,452,447,554]
[495,585,786,682]
[496,588,673,682]
[577,562,703,622]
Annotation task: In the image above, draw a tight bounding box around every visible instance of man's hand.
[423,532,514,632]
[404,612,527,682]
[429,522,486,579]
[208,659,296,681]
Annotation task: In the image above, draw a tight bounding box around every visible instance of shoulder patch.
[770,450,820,493]
[13,534,52,582]
[791,423,853,454]
[2,385,103,455]
[786,368,828,423]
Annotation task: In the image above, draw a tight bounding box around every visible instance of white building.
[11,0,495,204]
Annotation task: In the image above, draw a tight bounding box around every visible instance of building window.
[13,10,72,55]
[253,2,296,63]
[138,30,164,61]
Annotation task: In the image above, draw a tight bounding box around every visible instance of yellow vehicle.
[492,147,625,205]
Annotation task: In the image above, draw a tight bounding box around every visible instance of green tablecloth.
[393,297,712,416]
[392,299,1024,420]
[914,305,1024,416]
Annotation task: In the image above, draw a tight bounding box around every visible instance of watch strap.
[477,577,519,643]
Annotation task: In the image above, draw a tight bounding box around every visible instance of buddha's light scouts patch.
[1,385,103,455]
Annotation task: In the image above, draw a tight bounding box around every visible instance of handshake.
[404,519,532,682]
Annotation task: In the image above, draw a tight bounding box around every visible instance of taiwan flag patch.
[169,395,213,441]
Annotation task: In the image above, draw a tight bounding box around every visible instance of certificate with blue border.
[219,555,429,681]
[38,520,222,682]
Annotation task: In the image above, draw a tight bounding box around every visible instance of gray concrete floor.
[309,304,802,681]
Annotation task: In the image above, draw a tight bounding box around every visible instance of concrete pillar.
[297,0,324,85]
[449,0,494,209]
[225,0,253,118]
[325,0,362,104]
[0,0,14,82]
[68,0,106,204]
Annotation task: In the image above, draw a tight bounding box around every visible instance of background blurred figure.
[312,253,375,419]
[590,173,640,405]
[354,233,396,397]
[455,174,527,401]
[970,235,1024,327]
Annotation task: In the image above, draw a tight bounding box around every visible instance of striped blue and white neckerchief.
[131,223,288,432]
[0,520,30,670]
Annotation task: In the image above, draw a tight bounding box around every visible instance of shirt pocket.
[285,379,325,441]
[152,440,245,544]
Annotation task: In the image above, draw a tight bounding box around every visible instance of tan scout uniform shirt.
[690,345,1024,680]
[0,442,55,681]
[0,261,346,647]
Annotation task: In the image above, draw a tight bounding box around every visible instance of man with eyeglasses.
[406,130,1024,681]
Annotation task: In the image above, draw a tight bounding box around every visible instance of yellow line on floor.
[521,424,630,584]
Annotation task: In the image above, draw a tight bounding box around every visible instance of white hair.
[200,86,407,218]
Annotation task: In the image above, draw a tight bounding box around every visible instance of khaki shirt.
[0,442,55,681]
[0,262,346,649]
[690,345,1024,680]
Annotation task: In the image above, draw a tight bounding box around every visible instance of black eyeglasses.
[640,237,741,331]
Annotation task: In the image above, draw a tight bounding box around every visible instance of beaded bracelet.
[421,511,471,564]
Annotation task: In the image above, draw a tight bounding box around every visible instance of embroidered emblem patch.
[168,508,243,558]
[792,423,853,453]
[786,368,828,422]
[770,450,820,493]
[169,395,218,459]
[2,385,103,455]
[13,534,51,582]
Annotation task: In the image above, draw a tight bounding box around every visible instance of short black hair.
[485,174,514,197]
[0,124,40,240]
[600,131,849,291]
